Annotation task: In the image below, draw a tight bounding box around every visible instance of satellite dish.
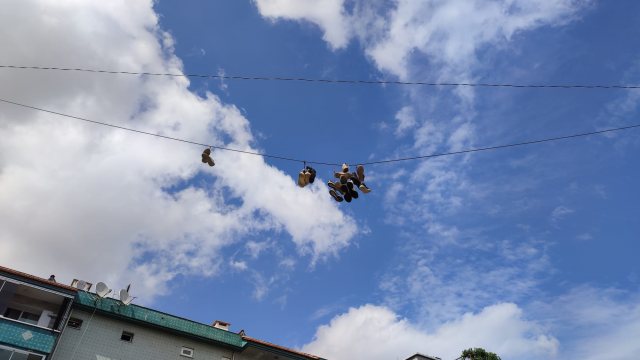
[76,280,87,291]
[119,289,133,305]
[95,282,111,298]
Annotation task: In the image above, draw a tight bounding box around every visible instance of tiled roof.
[243,336,321,360]
[0,265,78,292]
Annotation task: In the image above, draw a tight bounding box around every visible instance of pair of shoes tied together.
[327,163,372,203]
[201,148,215,167]
[298,166,316,188]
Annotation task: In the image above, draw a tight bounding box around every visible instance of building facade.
[0,266,323,360]
[0,266,77,360]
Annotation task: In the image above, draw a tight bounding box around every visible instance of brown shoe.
[329,189,344,203]
[207,157,215,167]
[356,165,365,182]
[342,163,349,173]
[202,148,211,163]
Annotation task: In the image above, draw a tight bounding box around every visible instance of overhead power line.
[1,65,639,89]
[1,98,638,167]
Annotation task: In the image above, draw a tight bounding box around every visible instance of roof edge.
[0,266,78,293]
[242,336,323,360]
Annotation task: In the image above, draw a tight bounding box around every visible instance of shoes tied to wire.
[202,148,215,167]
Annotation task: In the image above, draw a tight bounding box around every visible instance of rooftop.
[0,266,78,294]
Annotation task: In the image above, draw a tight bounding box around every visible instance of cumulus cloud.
[254,0,589,80]
[0,0,357,301]
[302,303,559,360]
[253,0,351,49]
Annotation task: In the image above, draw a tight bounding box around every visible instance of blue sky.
[1,1,639,359]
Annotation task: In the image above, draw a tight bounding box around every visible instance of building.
[52,287,324,360]
[403,352,442,360]
[3,264,325,360]
[0,266,78,360]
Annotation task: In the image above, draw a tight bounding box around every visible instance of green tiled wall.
[74,292,243,347]
[0,318,57,353]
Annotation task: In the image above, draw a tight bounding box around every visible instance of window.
[3,308,21,321]
[0,345,44,360]
[180,347,194,358]
[2,308,40,326]
[120,331,134,342]
[67,318,83,329]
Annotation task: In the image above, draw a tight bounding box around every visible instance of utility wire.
[1,65,639,89]
[1,98,638,167]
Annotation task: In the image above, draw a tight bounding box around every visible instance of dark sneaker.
[347,181,359,199]
[357,165,365,182]
[340,174,348,184]
[308,167,316,184]
[329,189,344,202]
[359,183,371,194]
[349,175,361,187]
[343,190,352,202]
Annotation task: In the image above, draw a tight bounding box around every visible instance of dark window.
[3,308,21,320]
[120,331,134,342]
[67,318,83,329]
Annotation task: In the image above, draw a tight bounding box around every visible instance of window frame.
[66,317,83,330]
[180,347,194,358]
[120,331,134,343]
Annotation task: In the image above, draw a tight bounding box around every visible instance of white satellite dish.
[76,280,87,291]
[95,282,111,298]
[119,289,133,305]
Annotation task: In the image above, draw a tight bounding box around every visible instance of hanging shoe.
[357,165,365,182]
[202,148,211,163]
[340,174,348,184]
[304,169,311,186]
[332,181,345,195]
[207,157,215,167]
[359,183,371,194]
[347,181,359,199]
[327,180,335,188]
[329,189,344,202]
[349,175,361,187]
[343,189,352,202]
[342,163,350,173]
[298,170,306,187]
[308,167,316,184]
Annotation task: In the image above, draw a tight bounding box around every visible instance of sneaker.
[342,163,349,173]
[347,181,359,199]
[351,188,359,199]
[359,182,371,194]
[349,175,361,187]
[207,157,215,167]
[304,170,311,186]
[356,165,365,182]
[329,189,344,202]
[333,182,345,195]
[340,174,348,184]
[201,148,211,163]
[308,167,316,184]
[343,190,352,203]
[327,180,335,188]
[298,171,306,187]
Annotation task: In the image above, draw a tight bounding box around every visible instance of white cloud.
[394,106,417,136]
[0,0,357,301]
[551,205,574,220]
[255,0,589,80]
[253,0,351,49]
[302,303,558,360]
